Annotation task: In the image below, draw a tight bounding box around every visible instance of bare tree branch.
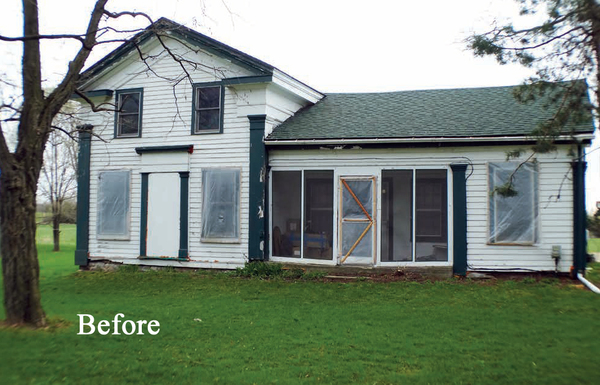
[43,0,110,121]
[73,89,115,113]
[0,33,86,45]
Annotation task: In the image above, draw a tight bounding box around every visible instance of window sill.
[115,134,141,139]
[201,238,241,244]
[139,256,190,262]
[97,235,131,241]
[486,242,538,247]
[192,129,222,135]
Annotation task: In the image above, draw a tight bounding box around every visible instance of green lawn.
[589,238,600,253]
[0,226,599,384]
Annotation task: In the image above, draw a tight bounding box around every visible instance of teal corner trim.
[572,159,587,276]
[221,75,272,86]
[248,114,268,261]
[139,173,149,257]
[75,125,93,266]
[450,164,468,276]
[114,88,143,139]
[179,172,190,259]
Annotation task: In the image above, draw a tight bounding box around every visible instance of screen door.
[339,176,376,265]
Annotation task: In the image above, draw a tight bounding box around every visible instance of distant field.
[36,223,76,247]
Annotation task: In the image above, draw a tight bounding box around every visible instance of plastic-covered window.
[97,170,130,239]
[201,169,240,241]
[488,162,538,244]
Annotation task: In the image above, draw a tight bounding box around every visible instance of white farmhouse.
[73,18,594,276]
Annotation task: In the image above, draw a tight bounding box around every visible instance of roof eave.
[265,133,595,146]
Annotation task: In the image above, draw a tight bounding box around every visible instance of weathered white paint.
[269,145,576,272]
[147,173,181,257]
[77,35,318,269]
[141,152,190,173]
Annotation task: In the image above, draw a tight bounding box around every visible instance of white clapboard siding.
[82,40,255,267]
[269,145,576,272]
[78,37,313,269]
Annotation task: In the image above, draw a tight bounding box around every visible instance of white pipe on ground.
[577,273,600,294]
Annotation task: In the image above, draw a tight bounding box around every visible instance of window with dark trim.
[115,89,143,138]
[192,84,223,134]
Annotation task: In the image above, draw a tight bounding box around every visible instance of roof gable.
[78,18,274,88]
[268,81,595,142]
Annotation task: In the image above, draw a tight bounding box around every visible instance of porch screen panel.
[415,170,448,262]
[381,170,412,261]
[272,171,301,258]
[304,171,334,260]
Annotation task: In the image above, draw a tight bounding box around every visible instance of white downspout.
[577,273,600,294]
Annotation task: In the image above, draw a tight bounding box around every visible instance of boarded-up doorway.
[146,173,180,257]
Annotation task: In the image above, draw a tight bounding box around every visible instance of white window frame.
[200,168,241,243]
[269,167,451,267]
[97,170,131,240]
[269,169,337,266]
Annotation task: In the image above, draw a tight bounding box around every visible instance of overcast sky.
[0,0,598,209]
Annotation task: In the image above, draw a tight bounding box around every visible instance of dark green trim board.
[450,164,468,276]
[248,114,267,261]
[191,82,225,135]
[135,145,194,154]
[114,88,143,139]
[70,89,113,100]
[221,75,272,85]
[139,173,149,257]
[75,125,93,266]
[572,157,587,276]
[179,172,190,259]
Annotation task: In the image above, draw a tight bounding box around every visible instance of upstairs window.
[488,162,538,245]
[115,89,143,138]
[193,84,223,134]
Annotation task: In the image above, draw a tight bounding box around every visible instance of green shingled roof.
[267,83,594,141]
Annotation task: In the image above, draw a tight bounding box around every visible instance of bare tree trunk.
[0,0,107,327]
[52,212,60,252]
[0,166,46,327]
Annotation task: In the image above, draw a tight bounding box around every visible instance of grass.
[587,263,600,287]
[589,238,600,253]
[0,226,599,384]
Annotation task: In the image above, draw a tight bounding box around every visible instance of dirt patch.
[317,270,576,284]
[0,317,72,332]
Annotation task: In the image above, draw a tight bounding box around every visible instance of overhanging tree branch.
[44,0,109,120]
